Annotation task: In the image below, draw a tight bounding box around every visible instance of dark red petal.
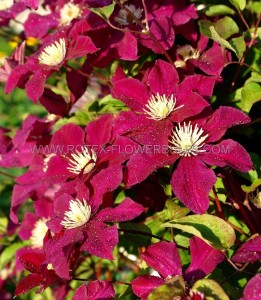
[132,275,165,300]
[232,235,261,263]
[204,106,251,143]
[95,197,144,222]
[241,274,261,300]
[112,78,151,111]
[171,157,216,214]
[73,281,115,300]
[86,114,114,147]
[147,59,179,96]
[185,237,225,282]
[82,221,118,260]
[15,274,43,297]
[141,241,182,278]
[201,140,253,172]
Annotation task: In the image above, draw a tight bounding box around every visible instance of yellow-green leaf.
[193,279,230,300]
[163,214,236,250]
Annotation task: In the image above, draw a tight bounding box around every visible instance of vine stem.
[230,13,261,91]
[72,277,131,286]
[0,170,15,179]
[118,228,188,250]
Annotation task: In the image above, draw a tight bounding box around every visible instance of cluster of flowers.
[0,0,260,299]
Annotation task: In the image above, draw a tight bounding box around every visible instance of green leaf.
[209,26,236,54]
[90,3,115,20]
[199,16,239,40]
[147,276,185,300]
[205,5,235,17]
[193,279,230,300]
[229,36,246,59]
[164,200,190,220]
[119,223,152,247]
[229,0,246,11]
[0,242,24,269]
[0,209,8,234]
[241,82,261,112]
[164,215,236,250]
[241,178,261,193]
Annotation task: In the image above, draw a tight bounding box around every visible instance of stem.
[0,170,15,179]
[118,228,188,250]
[118,228,167,241]
[230,13,261,91]
[226,61,261,74]
[213,186,225,219]
[238,10,251,31]
[72,277,131,285]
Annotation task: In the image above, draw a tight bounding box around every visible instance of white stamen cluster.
[30,218,49,249]
[61,199,91,229]
[0,0,13,11]
[68,147,97,175]
[169,122,208,157]
[174,45,200,68]
[144,93,183,121]
[60,3,81,26]
[38,38,66,66]
[249,190,261,209]
[115,4,143,26]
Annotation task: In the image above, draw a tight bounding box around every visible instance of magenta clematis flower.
[15,251,61,297]
[45,114,136,203]
[132,237,224,299]
[240,274,261,300]
[112,59,214,137]
[45,194,144,279]
[5,29,98,102]
[73,280,115,300]
[232,235,261,263]
[174,35,227,77]
[124,106,253,214]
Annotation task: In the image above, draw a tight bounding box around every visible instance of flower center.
[30,218,49,249]
[38,38,66,66]
[249,189,261,209]
[169,122,208,157]
[144,93,183,121]
[0,0,13,10]
[61,199,91,229]
[60,3,81,26]
[67,147,97,175]
[115,4,143,26]
[174,45,200,68]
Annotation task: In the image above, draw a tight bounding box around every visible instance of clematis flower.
[124,106,253,214]
[5,29,98,102]
[112,59,214,139]
[45,194,144,279]
[174,35,227,77]
[132,237,224,299]
[15,251,61,297]
[45,114,136,204]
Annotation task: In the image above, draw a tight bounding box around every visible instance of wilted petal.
[171,157,216,214]
[141,241,182,278]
